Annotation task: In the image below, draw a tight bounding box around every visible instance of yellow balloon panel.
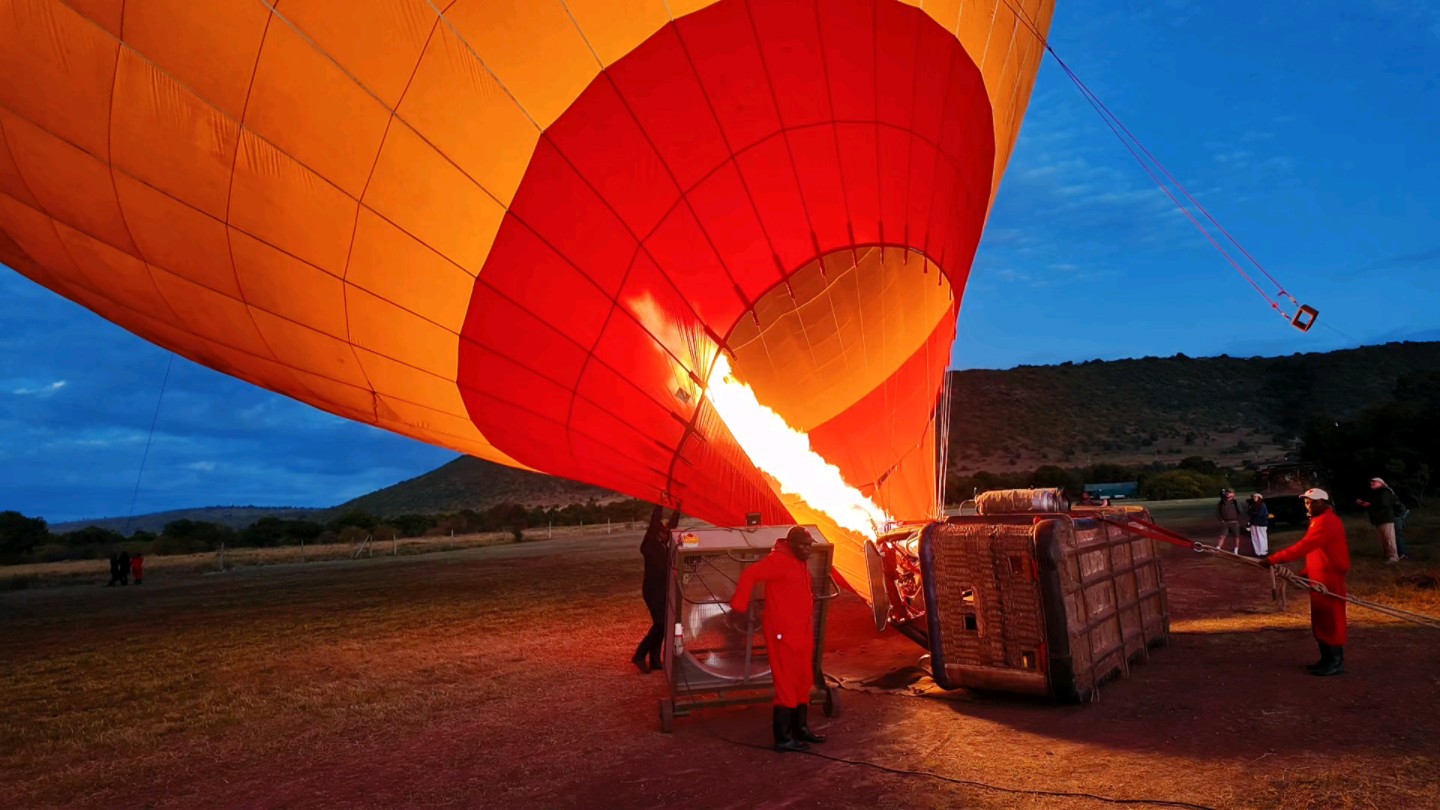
[228,131,358,276]
[0,0,116,159]
[228,229,350,339]
[123,0,270,121]
[444,0,602,127]
[113,170,240,299]
[563,0,672,67]
[277,0,436,110]
[362,121,505,277]
[245,21,393,198]
[397,23,541,207]
[347,209,476,333]
[2,113,136,256]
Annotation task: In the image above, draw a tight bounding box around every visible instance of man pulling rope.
[1099,503,1440,677]
[1258,488,1349,676]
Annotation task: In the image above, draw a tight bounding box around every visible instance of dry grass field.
[1,521,648,590]
[2,503,1437,809]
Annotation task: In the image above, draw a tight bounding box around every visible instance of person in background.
[107,552,122,587]
[730,526,826,753]
[1246,493,1270,556]
[1378,478,1410,560]
[1355,477,1400,563]
[1261,488,1350,676]
[631,502,681,674]
[116,550,131,586]
[130,553,145,586]
[1215,489,1246,554]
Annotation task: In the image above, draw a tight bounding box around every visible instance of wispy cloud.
[1,269,458,523]
[12,380,66,396]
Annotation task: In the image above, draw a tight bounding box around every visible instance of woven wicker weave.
[926,511,1169,699]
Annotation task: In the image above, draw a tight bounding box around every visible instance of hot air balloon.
[0,0,1053,591]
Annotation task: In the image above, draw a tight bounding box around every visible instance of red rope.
[1093,515,1202,552]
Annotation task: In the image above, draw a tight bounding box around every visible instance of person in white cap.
[1261,488,1351,676]
[1355,477,1400,563]
[1246,493,1269,556]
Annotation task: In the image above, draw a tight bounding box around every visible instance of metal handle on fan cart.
[684,579,839,606]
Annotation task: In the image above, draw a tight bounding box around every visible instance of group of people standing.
[1215,488,1273,556]
[106,551,143,586]
[1216,476,1411,564]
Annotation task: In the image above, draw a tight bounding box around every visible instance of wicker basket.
[920,511,1169,701]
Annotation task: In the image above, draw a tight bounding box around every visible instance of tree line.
[0,498,656,565]
[944,456,1261,506]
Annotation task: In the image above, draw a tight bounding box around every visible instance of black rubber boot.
[791,704,827,744]
[1305,641,1329,673]
[773,707,809,752]
[630,643,650,674]
[1311,645,1345,677]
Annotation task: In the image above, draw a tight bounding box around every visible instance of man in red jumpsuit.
[730,526,826,752]
[1261,488,1350,676]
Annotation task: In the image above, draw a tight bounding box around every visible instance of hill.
[51,506,329,535]
[946,340,1440,473]
[331,456,619,516]
[53,458,620,534]
[55,340,1440,532]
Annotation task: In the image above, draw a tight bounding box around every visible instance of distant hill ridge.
[53,459,617,534]
[945,340,1440,472]
[51,506,329,535]
[55,340,1440,532]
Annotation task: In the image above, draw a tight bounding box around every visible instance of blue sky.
[4,0,1439,523]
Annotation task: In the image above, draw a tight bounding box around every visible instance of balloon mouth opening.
[697,247,954,542]
[720,245,955,437]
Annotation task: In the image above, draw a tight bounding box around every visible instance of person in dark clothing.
[107,553,122,586]
[116,550,131,586]
[1216,489,1247,554]
[1247,493,1270,556]
[1356,477,1400,563]
[632,502,682,673]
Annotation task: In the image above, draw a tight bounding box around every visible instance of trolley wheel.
[658,699,675,733]
[823,685,840,718]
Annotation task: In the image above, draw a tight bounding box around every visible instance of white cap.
[1302,488,1330,501]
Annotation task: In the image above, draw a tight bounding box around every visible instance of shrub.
[1141,470,1218,500]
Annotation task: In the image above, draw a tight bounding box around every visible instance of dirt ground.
[2,503,1438,809]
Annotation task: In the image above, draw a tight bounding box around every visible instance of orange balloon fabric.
[0,0,1052,585]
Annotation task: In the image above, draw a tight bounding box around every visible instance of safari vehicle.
[1256,462,1324,526]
